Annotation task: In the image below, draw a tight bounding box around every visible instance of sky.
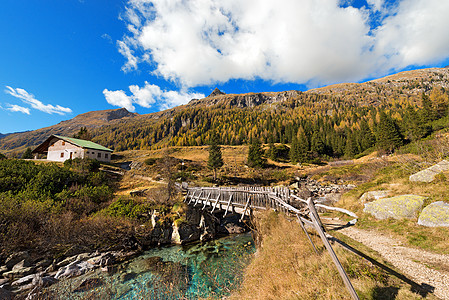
[1,0,449,134]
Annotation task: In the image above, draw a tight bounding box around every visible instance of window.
[97,153,101,158]
[104,153,108,159]
[62,141,65,146]
[60,153,64,158]
[86,151,89,154]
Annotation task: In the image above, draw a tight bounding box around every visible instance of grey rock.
[34,258,52,271]
[13,259,32,270]
[0,265,8,275]
[0,278,10,286]
[5,251,29,270]
[360,190,390,203]
[418,201,449,227]
[364,194,426,220]
[11,274,36,287]
[54,261,94,280]
[33,276,58,287]
[3,266,35,279]
[56,255,78,268]
[409,160,449,182]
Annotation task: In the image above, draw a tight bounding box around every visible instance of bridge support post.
[211,194,221,213]
[223,194,233,217]
[240,195,252,221]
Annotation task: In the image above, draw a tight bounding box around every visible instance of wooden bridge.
[183,184,360,300]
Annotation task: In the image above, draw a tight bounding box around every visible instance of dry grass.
[231,212,425,300]
[330,155,449,254]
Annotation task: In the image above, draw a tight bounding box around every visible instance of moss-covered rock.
[418,201,449,227]
[363,195,426,220]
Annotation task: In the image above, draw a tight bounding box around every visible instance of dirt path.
[339,226,449,300]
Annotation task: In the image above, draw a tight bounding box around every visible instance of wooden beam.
[309,205,359,300]
[296,214,318,254]
[202,192,212,210]
[194,190,204,206]
[223,194,233,217]
[240,194,252,221]
[211,194,221,213]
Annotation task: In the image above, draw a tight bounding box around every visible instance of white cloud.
[373,0,449,71]
[367,0,385,11]
[117,0,449,88]
[6,104,31,115]
[4,86,72,115]
[103,89,136,111]
[104,82,204,111]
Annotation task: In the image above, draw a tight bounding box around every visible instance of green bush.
[105,197,152,220]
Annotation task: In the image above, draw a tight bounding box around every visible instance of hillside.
[0,108,137,154]
[1,67,449,156]
[308,67,449,106]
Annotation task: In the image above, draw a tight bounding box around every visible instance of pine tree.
[247,139,265,168]
[403,106,430,141]
[420,93,436,123]
[207,134,224,180]
[358,119,375,151]
[376,112,403,153]
[22,147,33,159]
[73,127,91,140]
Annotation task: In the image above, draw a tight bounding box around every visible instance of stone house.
[32,135,113,162]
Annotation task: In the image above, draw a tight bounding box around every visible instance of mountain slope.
[0,108,137,153]
[1,67,449,155]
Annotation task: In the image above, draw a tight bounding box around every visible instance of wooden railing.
[183,184,360,300]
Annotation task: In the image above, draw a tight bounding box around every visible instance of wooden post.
[296,214,318,254]
[223,194,233,217]
[211,194,221,213]
[308,202,359,300]
[202,192,212,210]
[194,190,204,206]
[240,194,252,221]
[188,190,197,205]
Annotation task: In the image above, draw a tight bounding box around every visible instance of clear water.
[50,233,255,299]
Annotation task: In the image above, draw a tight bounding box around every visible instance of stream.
[48,233,255,299]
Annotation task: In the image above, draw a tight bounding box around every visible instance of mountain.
[0,108,137,154]
[308,67,449,105]
[2,67,449,155]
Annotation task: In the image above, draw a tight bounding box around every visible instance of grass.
[231,211,431,300]
[321,155,449,255]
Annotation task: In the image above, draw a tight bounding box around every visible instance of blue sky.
[1,0,449,134]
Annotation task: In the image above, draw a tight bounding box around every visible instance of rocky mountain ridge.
[2,67,449,154]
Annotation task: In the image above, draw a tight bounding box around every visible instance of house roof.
[32,135,113,154]
[54,135,113,152]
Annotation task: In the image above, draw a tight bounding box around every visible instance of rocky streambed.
[0,206,249,299]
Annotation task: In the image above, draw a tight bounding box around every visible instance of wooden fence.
[183,184,360,300]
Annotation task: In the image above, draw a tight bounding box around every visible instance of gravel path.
[339,227,449,300]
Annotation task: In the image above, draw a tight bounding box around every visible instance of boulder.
[409,160,449,182]
[54,261,94,280]
[418,201,449,227]
[5,251,30,270]
[33,276,58,287]
[0,266,8,275]
[3,266,35,279]
[364,195,426,220]
[11,274,36,287]
[56,255,78,268]
[360,190,390,203]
